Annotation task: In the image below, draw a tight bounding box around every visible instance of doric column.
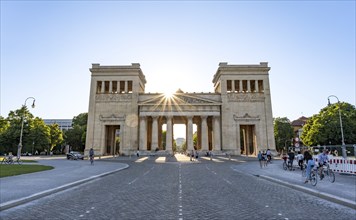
[139,116,147,151]
[101,81,105,93]
[124,81,128,93]
[239,80,243,92]
[247,80,251,92]
[201,116,209,151]
[213,116,221,151]
[186,116,194,151]
[166,116,173,151]
[232,80,235,93]
[151,116,159,150]
[109,81,112,93]
[255,80,259,92]
[236,123,241,155]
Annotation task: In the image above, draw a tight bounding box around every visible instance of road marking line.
[128,177,138,185]
[223,178,232,185]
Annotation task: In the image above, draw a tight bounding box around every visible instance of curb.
[0,164,129,211]
[257,174,356,210]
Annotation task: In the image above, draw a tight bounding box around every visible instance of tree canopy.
[274,117,294,152]
[301,102,356,146]
[0,106,64,155]
[64,113,88,152]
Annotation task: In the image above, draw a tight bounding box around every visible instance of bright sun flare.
[164,90,175,99]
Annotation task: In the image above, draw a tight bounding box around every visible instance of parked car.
[66,151,84,160]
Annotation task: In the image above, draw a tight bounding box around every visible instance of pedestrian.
[136,150,140,157]
[296,151,304,170]
[262,151,267,167]
[257,151,263,168]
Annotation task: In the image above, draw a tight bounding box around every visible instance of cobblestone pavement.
[1,155,355,220]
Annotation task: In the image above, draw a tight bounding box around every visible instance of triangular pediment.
[139,93,221,106]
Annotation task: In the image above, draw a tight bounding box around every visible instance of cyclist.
[304,151,315,183]
[287,150,295,169]
[89,148,94,164]
[317,149,329,179]
[266,149,272,163]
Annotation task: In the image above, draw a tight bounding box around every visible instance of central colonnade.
[139,113,221,153]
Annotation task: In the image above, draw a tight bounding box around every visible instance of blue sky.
[1,1,355,137]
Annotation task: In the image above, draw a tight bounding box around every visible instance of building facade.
[44,119,73,131]
[85,62,275,156]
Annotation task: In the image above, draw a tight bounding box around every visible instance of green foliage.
[48,124,64,151]
[28,117,50,153]
[274,117,294,152]
[0,106,35,154]
[0,107,65,155]
[301,102,356,146]
[193,132,198,149]
[73,113,88,127]
[63,113,88,152]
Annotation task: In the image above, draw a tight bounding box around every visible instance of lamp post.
[327,95,346,159]
[17,97,36,159]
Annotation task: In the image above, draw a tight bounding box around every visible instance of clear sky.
[1,1,355,138]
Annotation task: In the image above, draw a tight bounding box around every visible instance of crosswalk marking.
[133,155,238,163]
[135,157,149,163]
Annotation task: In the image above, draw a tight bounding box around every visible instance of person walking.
[257,151,263,168]
[296,151,304,170]
[89,148,94,165]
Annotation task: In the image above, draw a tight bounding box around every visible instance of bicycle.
[318,163,335,183]
[266,155,272,165]
[90,155,94,165]
[1,155,11,164]
[302,166,318,186]
[283,159,294,171]
[0,155,22,165]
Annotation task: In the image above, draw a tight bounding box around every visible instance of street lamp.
[327,95,346,159]
[17,97,36,159]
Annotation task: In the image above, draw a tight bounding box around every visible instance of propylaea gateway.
[84,62,276,156]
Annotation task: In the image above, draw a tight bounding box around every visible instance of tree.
[73,113,88,127]
[0,107,34,154]
[0,116,10,153]
[64,113,88,152]
[28,117,50,154]
[274,117,294,152]
[48,123,64,152]
[301,102,356,146]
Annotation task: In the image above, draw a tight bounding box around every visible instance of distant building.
[44,119,73,131]
[291,116,308,138]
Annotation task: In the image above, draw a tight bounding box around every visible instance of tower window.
[96,81,102,93]
[258,80,264,93]
[227,80,232,92]
[112,81,117,93]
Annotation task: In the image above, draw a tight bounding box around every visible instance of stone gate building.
[85,62,276,156]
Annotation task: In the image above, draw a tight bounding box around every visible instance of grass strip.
[0,164,54,178]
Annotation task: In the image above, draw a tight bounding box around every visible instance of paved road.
[0,155,355,220]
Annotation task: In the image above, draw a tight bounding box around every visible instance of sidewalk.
[230,156,356,209]
[0,158,129,211]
